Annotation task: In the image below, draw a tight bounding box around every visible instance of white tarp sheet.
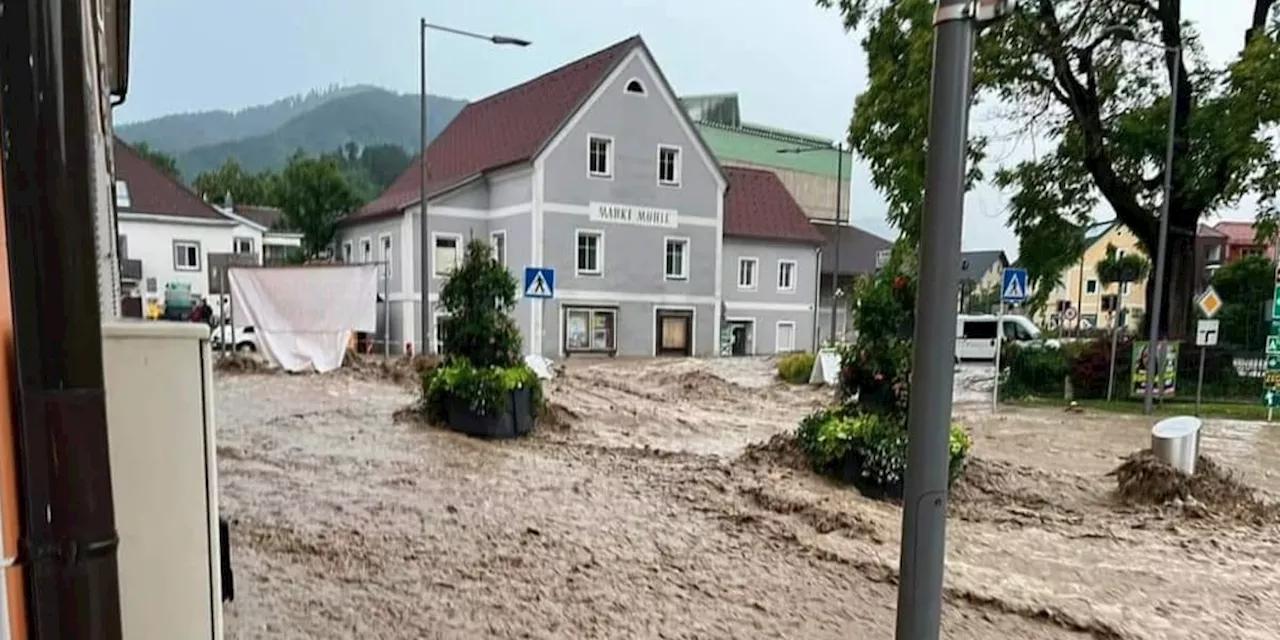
[228,265,379,372]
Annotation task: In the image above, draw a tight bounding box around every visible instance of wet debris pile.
[1108,449,1278,522]
[214,352,272,374]
[343,353,441,386]
[654,367,746,400]
[737,433,810,472]
[538,400,579,431]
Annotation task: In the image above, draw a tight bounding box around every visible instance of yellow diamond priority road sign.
[1195,286,1223,319]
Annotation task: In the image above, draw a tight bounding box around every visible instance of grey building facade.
[338,36,821,358]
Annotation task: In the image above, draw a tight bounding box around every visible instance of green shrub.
[776,352,816,384]
[794,407,970,498]
[423,238,543,424]
[791,243,972,497]
[1000,343,1070,399]
[423,360,542,424]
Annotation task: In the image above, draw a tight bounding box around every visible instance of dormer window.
[625,79,646,95]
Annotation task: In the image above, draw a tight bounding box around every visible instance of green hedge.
[795,408,970,499]
[776,352,816,384]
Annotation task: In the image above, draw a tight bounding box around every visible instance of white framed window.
[173,240,201,271]
[1121,282,1132,296]
[342,241,353,263]
[564,307,617,353]
[664,237,689,280]
[433,233,463,276]
[233,237,255,255]
[777,260,797,292]
[576,230,603,276]
[490,230,507,266]
[776,321,797,353]
[360,237,373,263]
[874,249,891,268]
[588,135,613,178]
[624,78,646,95]
[1086,279,1098,294]
[379,234,393,278]
[737,257,758,290]
[433,312,450,355]
[115,180,131,209]
[657,145,682,186]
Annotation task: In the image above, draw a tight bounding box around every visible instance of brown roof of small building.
[235,205,286,230]
[113,137,225,221]
[723,166,824,244]
[351,36,641,222]
[815,222,893,275]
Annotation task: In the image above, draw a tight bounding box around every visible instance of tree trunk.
[1141,223,1198,339]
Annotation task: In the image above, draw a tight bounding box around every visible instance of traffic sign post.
[1268,274,1280,422]
[1194,318,1219,416]
[993,268,1028,413]
[523,267,555,299]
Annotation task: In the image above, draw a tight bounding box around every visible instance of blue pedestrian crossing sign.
[523,267,555,299]
[1001,267,1028,304]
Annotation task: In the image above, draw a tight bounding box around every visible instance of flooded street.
[216,358,1280,639]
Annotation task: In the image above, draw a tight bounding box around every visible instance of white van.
[955,314,1055,361]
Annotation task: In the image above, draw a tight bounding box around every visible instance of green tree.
[1211,254,1274,347]
[132,142,182,181]
[814,0,1280,336]
[438,239,522,367]
[192,159,281,206]
[1095,244,1151,287]
[277,151,360,258]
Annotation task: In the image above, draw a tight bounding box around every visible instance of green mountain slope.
[116,84,376,153]
[169,89,466,178]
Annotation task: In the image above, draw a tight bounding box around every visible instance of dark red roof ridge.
[723,166,823,244]
[113,136,228,221]
[348,35,643,223]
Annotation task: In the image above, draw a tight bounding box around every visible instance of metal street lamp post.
[778,143,847,343]
[1105,26,1182,414]
[419,20,530,354]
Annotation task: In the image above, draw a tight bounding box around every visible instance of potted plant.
[421,239,542,438]
[795,244,970,499]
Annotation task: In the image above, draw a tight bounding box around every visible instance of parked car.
[210,325,257,353]
[955,314,1058,362]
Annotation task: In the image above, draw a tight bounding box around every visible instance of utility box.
[102,321,224,639]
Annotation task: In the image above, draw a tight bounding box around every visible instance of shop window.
[565,308,616,353]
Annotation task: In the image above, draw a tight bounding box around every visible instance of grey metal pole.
[1195,346,1205,416]
[829,145,844,343]
[813,247,823,351]
[895,1,976,637]
[1143,50,1180,414]
[420,19,432,356]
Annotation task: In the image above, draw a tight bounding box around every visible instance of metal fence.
[1001,334,1266,408]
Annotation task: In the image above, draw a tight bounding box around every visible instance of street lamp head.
[491,35,532,47]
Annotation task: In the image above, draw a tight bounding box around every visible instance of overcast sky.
[115,1,1259,257]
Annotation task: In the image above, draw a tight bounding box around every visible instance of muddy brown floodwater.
[216,357,1280,639]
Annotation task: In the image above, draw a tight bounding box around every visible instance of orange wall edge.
[0,130,30,638]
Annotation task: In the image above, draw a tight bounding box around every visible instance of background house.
[1037,223,1147,331]
[114,138,301,310]
[1212,220,1276,263]
[957,250,1009,313]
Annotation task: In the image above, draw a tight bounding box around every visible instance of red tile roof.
[1213,221,1264,245]
[351,36,642,221]
[113,137,226,221]
[724,166,824,244]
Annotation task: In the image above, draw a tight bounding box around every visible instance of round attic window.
[625,79,646,95]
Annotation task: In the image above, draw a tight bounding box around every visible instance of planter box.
[445,387,536,439]
[837,453,968,501]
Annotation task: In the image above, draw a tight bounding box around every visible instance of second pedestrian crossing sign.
[1001,268,1028,304]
